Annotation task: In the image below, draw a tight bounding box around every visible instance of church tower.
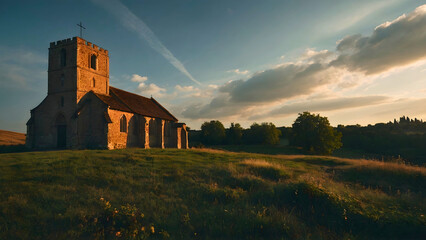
[48,37,109,103]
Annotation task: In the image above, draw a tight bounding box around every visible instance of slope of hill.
[0,149,424,239]
[0,130,25,145]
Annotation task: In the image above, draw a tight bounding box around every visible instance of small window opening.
[60,49,66,67]
[120,115,127,133]
[61,96,64,107]
[61,74,65,87]
[90,54,97,70]
[92,78,96,88]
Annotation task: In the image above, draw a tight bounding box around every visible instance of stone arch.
[149,118,164,148]
[90,54,97,70]
[60,48,66,67]
[60,74,65,87]
[120,114,127,133]
[55,113,67,148]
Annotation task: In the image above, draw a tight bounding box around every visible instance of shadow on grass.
[334,166,426,195]
[0,144,28,154]
[292,157,349,167]
[211,145,304,155]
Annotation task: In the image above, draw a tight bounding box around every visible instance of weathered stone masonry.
[26,37,188,150]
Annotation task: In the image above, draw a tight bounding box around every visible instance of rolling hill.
[0,148,424,239]
[0,130,25,146]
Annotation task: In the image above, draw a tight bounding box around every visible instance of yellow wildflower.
[141,226,145,232]
[115,231,121,237]
[150,226,155,233]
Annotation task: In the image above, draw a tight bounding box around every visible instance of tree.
[200,120,226,145]
[291,112,342,155]
[243,122,282,145]
[226,123,243,144]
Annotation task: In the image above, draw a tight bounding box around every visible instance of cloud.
[91,0,201,85]
[175,85,198,92]
[222,62,342,103]
[137,82,166,98]
[182,49,348,120]
[264,96,390,118]
[227,68,249,75]
[131,74,148,83]
[0,47,46,90]
[331,4,426,75]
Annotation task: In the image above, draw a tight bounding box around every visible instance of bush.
[291,112,342,155]
[200,120,226,145]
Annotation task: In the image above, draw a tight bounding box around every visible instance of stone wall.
[28,91,78,149]
[76,38,109,101]
[107,109,135,149]
[76,93,108,148]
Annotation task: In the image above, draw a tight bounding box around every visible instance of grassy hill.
[0,130,25,146]
[0,148,425,239]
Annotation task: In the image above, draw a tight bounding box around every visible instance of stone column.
[144,117,150,148]
[160,119,165,149]
[176,127,182,149]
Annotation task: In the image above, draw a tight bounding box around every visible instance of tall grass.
[0,148,424,239]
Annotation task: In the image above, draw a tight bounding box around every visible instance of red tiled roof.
[94,87,178,122]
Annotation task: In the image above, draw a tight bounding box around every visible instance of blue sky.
[1,0,426,132]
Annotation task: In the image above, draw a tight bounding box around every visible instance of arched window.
[60,49,66,67]
[92,78,96,88]
[120,115,127,133]
[90,54,97,70]
[60,74,65,87]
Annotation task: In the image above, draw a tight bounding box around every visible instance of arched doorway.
[55,113,66,148]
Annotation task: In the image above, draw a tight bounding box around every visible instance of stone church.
[26,37,188,150]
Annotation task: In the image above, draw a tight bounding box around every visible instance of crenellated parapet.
[50,37,108,55]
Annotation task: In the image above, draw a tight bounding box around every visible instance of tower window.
[92,78,96,88]
[61,96,64,107]
[61,74,65,87]
[60,49,66,67]
[120,115,127,133]
[90,54,97,70]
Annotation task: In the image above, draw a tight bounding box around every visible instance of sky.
[1,0,426,132]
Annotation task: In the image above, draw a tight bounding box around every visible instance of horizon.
[1,0,426,132]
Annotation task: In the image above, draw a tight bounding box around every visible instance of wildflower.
[141,226,145,232]
[115,231,121,237]
[114,209,119,214]
[150,226,155,233]
[100,197,104,201]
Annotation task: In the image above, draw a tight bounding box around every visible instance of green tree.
[226,123,243,144]
[244,122,282,145]
[291,112,342,155]
[200,120,226,145]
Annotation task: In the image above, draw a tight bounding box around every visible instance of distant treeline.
[190,121,282,146]
[189,116,426,165]
[336,116,426,165]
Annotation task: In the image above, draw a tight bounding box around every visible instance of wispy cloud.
[91,0,201,85]
[0,47,46,90]
[227,68,249,75]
